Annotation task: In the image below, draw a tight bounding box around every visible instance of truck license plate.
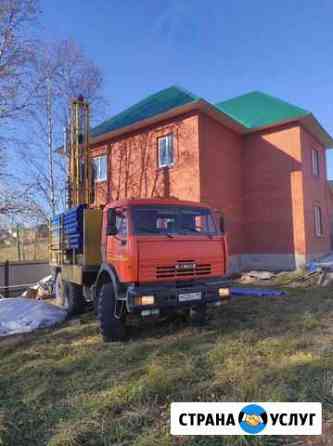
[178,292,202,302]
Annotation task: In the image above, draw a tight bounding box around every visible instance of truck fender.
[94,263,126,320]
[94,263,120,301]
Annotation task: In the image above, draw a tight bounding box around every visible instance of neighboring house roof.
[72,85,333,150]
[214,91,310,129]
[91,86,200,138]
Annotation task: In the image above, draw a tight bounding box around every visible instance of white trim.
[158,134,174,168]
[92,155,107,182]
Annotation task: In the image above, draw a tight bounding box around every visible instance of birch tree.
[0,0,39,223]
[19,39,106,217]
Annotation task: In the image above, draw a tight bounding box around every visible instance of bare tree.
[0,0,40,228]
[0,0,39,123]
[18,39,106,217]
[0,182,47,221]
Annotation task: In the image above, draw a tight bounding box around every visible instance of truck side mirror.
[106,208,118,236]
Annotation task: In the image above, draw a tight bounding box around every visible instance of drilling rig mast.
[67,95,91,208]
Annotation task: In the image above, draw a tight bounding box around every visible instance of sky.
[40,0,333,177]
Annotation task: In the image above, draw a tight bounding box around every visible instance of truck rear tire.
[56,273,85,316]
[55,272,66,307]
[97,282,126,342]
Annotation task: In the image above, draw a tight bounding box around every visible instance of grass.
[1,287,333,445]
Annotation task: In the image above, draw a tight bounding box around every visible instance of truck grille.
[156,261,212,279]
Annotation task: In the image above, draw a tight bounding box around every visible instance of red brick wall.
[88,145,109,207]
[87,111,332,270]
[89,112,200,206]
[300,127,331,258]
[243,124,305,256]
[198,113,244,256]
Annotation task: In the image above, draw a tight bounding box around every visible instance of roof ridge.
[216,90,259,105]
[170,84,201,101]
[252,90,309,114]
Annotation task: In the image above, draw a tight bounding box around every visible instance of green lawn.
[1,288,333,445]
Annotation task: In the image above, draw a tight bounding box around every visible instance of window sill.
[157,163,175,171]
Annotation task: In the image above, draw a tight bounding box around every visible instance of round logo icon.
[239,404,268,434]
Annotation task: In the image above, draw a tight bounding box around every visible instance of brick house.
[86,86,333,272]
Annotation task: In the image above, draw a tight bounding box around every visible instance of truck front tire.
[97,282,126,342]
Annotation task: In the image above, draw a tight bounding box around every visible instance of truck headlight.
[135,295,155,305]
[218,288,230,299]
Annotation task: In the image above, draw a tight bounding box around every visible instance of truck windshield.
[132,206,217,236]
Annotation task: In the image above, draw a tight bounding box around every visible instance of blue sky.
[40,0,333,177]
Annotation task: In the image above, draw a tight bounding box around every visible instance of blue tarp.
[230,287,287,297]
[306,261,321,273]
[306,254,333,272]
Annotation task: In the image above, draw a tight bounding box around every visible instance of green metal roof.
[91,86,200,138]
[89,86,332,147]
[214,91,310,129]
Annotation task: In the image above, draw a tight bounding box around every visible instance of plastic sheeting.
[230,287,287,297]
[0,298,67,337]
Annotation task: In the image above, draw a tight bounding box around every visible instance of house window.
[314,205,323,236]
[92,155,107,182]
[312,149,320,176]
[158,134,174,168]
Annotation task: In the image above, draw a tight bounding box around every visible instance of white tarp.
[0,298,67,337]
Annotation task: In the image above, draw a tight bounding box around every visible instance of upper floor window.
[92,155,107,182]
[158,134,174,168]
[314,205,323,236]
[312,149,320,176]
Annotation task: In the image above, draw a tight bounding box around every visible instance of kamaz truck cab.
[50,198,229,341]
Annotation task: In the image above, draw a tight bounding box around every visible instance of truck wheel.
[97,282,126,342]
[61,280,85,317]
[55,272,67,308]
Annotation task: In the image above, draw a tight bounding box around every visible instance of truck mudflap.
[126,278,230,314]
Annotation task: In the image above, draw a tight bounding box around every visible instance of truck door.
[106,208,129,280]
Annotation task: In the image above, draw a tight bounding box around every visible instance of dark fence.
[0,260,50,297]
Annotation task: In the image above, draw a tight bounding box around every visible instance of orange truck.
[49,97,229,341]
[49,198,229,341]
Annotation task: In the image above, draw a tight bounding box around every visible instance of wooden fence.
[0,260,50,297]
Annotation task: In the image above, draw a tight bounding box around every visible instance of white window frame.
[314,205,323,236]
[92,155,107,182]
[312,148,320,176]
[158,134,174,168]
